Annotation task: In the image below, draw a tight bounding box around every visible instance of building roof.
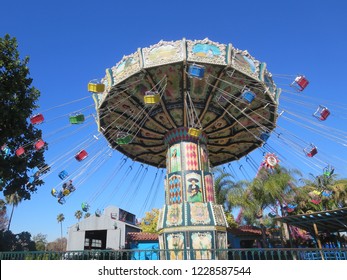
[127,232,159,241]
[274,207,347,234]
[228,225,265,236]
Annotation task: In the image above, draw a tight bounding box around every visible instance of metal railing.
[1,248,346,260]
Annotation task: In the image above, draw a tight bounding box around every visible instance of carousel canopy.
[93,38,280,168]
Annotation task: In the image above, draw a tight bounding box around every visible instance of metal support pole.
[313,223,324,260]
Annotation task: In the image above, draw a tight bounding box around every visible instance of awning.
[274,207,347,234]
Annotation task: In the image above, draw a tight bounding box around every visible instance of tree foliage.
[0,230,36,251]
[46,237,67,252]
[32,233,48,251]
[74,210,83,221]
[0,199,8,231]
[0,34,47,200]
[139,208,159,233]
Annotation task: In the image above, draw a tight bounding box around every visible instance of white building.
[66,206,141,251]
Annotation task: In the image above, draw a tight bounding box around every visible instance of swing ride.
[3,37,347,259]
[88,38,283,259]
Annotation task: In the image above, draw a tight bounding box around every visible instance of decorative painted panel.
[216,231,228,260]
[168,174,182,204]
[166,232,185,260]
[189,202,211,225]
[112,51,142,84]
[187,38,227,65]
[231,50,259,79]
[183,142,198,170]
[212,204,227,227]
[169,144,182,173]
[185,172,203,203]
[204,173,214,202]
[190,232,213,260]
[165,203,183,227]
[142,40,184,68]
[200,145,209,172]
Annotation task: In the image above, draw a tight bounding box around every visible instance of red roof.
[127,232,158,241]
[228,225,268,236]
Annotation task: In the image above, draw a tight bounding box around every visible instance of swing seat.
[34,139,45,151]
[323,166,334,178]
[144,91,160,104]
[268,212,277,218]
[58,170,69,180]
[51,188,58,197]
[58,197,66,204]
[1,144,11,157]
[311,199,321,205]
[188,127,202,138]
[322,190,332,197]
[75,150,88,161]
[319,108,330,121]
[304,145,317,157]
[88,82,105,93]
[260,132,270,142]
[95,209,102,217]
[81,202,90,212]
[31,166,40,174]
[15,147,25,157]
[62,189,70,196]
[291,75,309,92]
[313,105,330,121]
[188,64,205,79]
[116,135,132,145]
[67,185,76,192]
[241,90,256,104]
[30,113,44,125]
[69,114,85,124]
[312,190,321,196]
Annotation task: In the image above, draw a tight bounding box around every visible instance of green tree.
[213,167,241,228]
[297,173,347,213]
[0,199,8,231]
[228,165,301,247]
[140,208,159,233]
[5,192,22,231]
[33,233,47,251]
[0,34,47,200]
[74,210,83,222]
[213,167,235,212]
[56,213,65,245]
[46,237,67,252]
[0,230,36,251]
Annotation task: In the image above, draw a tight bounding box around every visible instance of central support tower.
[157,127,228,260]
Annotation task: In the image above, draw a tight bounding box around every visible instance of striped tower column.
[157,128,228,260]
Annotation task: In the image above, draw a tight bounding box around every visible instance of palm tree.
[74,210,83,222]
[329,179,347,208]
[228,165,301,247]
[299,172,347,212]
[213,167,235,211]
[213,167,247,228]
[57,213,65,250]
[5,192,22,231]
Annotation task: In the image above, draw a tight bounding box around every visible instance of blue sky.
[1,0,347,242]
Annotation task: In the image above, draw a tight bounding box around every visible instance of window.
[91,239,102,248]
